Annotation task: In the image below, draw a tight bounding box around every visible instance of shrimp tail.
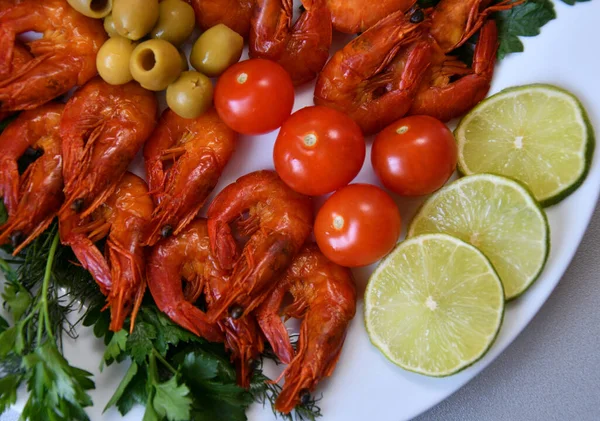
[256,284,294,364]
[106,237,147,333]
[275,323,346,414]
[62,233,112,295]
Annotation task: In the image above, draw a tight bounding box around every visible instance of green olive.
[150,0,195,46]
[97,36,136,85]
[67,0,112,18]
[103,15,119,37]
[190,24,244,78]
[130,39,182,91]
[166,71,214,119]
[112,0,159,41]
[179,51,189,72]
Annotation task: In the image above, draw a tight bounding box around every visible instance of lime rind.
[365,233,505,377]
[455,84,595,207]
[408,174,550,300]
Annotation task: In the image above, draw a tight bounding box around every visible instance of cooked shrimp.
[249,0,332,85]
[0,103,63,255]
[148,218,264,386]
[408,20,498,121]
[408,0,523,121]
[206,170,313,322]
[143,108,237,246]
[0,0,106,112]
[188,0,254,37]
[59,77,157,225]
[314,7,431,135]
[0,42,31,122]
[257,245,357,413]
[326,0,414,34]
[60,173,153,332]
[430,0,524,53]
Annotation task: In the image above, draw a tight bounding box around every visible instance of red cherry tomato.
[214,59,295,135]
[273,106,365,196]
[314,184,402,267]
[371,115,458,196]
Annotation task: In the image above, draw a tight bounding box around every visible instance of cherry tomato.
[214,59,294,135]
[314,184,402,267]
[371,115,458,196]
[273,106,365,196]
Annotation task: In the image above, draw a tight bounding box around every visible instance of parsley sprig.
[88,304,322,421]
[0,226,96,420]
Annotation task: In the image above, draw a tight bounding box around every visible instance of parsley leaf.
[496,0,557,59]
[0,316,8,334]
[126,321,157,364]
[2,281,32,322]
[104,361,139,413]
[113,364,148,416]
[21,342,94,421]
[0,375,20,414]
[153,376,192,421]
[0,327,17,358]
[102,329,128,369]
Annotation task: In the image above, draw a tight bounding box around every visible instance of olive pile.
[68,0,244,119]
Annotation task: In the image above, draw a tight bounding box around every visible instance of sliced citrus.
[408,174,549,300]
[365,234,504,377]
[455,84,594,206]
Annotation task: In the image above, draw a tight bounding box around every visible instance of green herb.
[495,0,557,59]
[416,0,590,60]
[88,304,321,421]
[0,228,97,420]
[251,367,322,421]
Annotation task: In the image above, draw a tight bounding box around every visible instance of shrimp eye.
[161,224,174,238]
[24,147,43,159]
[410,9,425,24]
[71,198,85,213]
[229,305,244,320]
[299,389,311,405]
[10,231,24,247]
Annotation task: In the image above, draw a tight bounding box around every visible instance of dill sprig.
[250,361,323,421]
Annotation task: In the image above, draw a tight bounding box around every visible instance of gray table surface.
[2,209,599,421]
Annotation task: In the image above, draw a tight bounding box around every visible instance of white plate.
[4,1,600,420]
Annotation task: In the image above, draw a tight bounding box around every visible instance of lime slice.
[365,234,504,377]
[455,84,595,206]
[408,174,549,300]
